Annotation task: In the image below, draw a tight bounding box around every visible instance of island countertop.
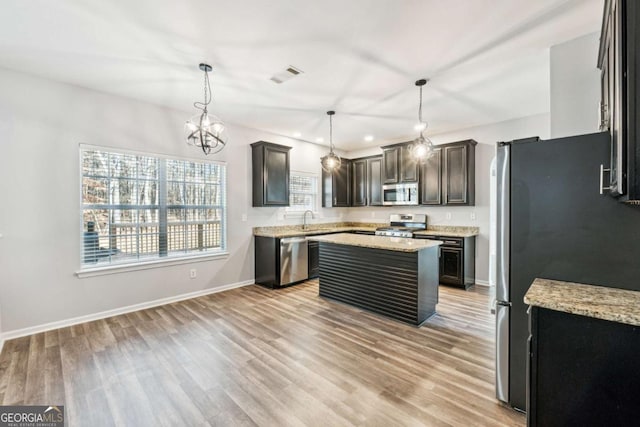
[307,233,442,252]
[524,278,640,327]
[253,222,479,238]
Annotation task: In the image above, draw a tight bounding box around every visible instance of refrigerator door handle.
[496,303,510,403]
[496,144,510,302]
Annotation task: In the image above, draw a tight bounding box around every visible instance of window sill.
[75,252,229,278]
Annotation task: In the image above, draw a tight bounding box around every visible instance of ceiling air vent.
[270,65,304,84]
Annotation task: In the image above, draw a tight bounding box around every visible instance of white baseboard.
[475,279,491,287]
[0,279,254,344]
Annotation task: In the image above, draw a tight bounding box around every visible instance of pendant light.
[409,78,435,162]
[321,110,342,172]
[185,63,228,155]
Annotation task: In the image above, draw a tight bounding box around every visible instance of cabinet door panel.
[383,148,399,184]
[440,247,463,285]
[308,241,319,278]
[368,157,383,206]
[400,145,418,182]
[420,149,442,205]
[352,159,367,206]
[333,161,351,207]
[265,147,290,205]
[444,145,468,205]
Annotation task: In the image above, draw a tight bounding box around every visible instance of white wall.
[550,32,601,138]
[345,113,551,285]
[0,67,344,333]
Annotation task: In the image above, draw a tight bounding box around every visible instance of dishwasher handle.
[281,237,308,245]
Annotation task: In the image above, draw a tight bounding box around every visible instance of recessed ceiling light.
[414,123,427,131]
[293,132,302,138]
[315,137,324,143]
[364,135,374,142]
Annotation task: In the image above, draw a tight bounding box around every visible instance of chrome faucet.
[302,210,314,230]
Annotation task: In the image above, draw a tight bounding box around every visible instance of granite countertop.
[414,225,479,238]
[253,222,378,238]
[253,222,479,238]
[524,278,640,327]
[307,233,442,253]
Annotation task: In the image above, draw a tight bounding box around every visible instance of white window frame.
[286,171,319,217]
[77,144,228,277]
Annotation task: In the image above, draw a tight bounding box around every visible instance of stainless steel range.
[375,213,427,238]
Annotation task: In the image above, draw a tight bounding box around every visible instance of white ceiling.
[0,0,603,151]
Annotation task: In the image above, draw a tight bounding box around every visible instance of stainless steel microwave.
[382,183,418,205]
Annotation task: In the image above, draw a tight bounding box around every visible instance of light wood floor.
[0,281,524,427]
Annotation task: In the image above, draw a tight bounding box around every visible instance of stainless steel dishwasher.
[279,237,309,285]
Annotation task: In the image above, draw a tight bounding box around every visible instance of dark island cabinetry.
[528,306,640,426]
[420,139,476,206]
[251,141,291,207]
[313,236,440,326]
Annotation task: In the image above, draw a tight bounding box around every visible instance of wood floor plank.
[0,281,524,426]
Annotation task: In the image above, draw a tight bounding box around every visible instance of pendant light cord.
[193,70,212,112]
[329,113,334,153]
[418,84,424,137]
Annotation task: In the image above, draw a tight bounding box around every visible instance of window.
[288,173,318,212]
[80,146,226,269]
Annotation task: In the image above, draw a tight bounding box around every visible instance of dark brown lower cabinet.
[414,235,475,289]
[528,306,640,426]
[308,240,319,278]
[440,247,463,285]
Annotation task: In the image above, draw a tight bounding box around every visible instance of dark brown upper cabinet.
[351,156,383,207]
[419,148,442,205]
[322,159,351,207]
[382,143,418,184]
[352,158,367,206]
[367,156,383,206]
[400,144,419,182]
[251,141,291,207]
[382,146,399,184]
[419,139,476,206]
[598,0,640,203]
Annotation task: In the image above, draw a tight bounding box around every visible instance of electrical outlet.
[446,212,452,220]
[470,212,477,220]
[371,211,375,218]
[241,214,247,222]
[189,269,197,279]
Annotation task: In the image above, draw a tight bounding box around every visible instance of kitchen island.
[307,233,442,325]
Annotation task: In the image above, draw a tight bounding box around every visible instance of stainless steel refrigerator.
[495,131,640,411]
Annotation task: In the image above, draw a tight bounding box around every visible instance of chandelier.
[185,63,228,155]
[320,110,342,172]
[409,78,435,162]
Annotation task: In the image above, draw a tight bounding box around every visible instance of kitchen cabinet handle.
[599,164,611,194]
